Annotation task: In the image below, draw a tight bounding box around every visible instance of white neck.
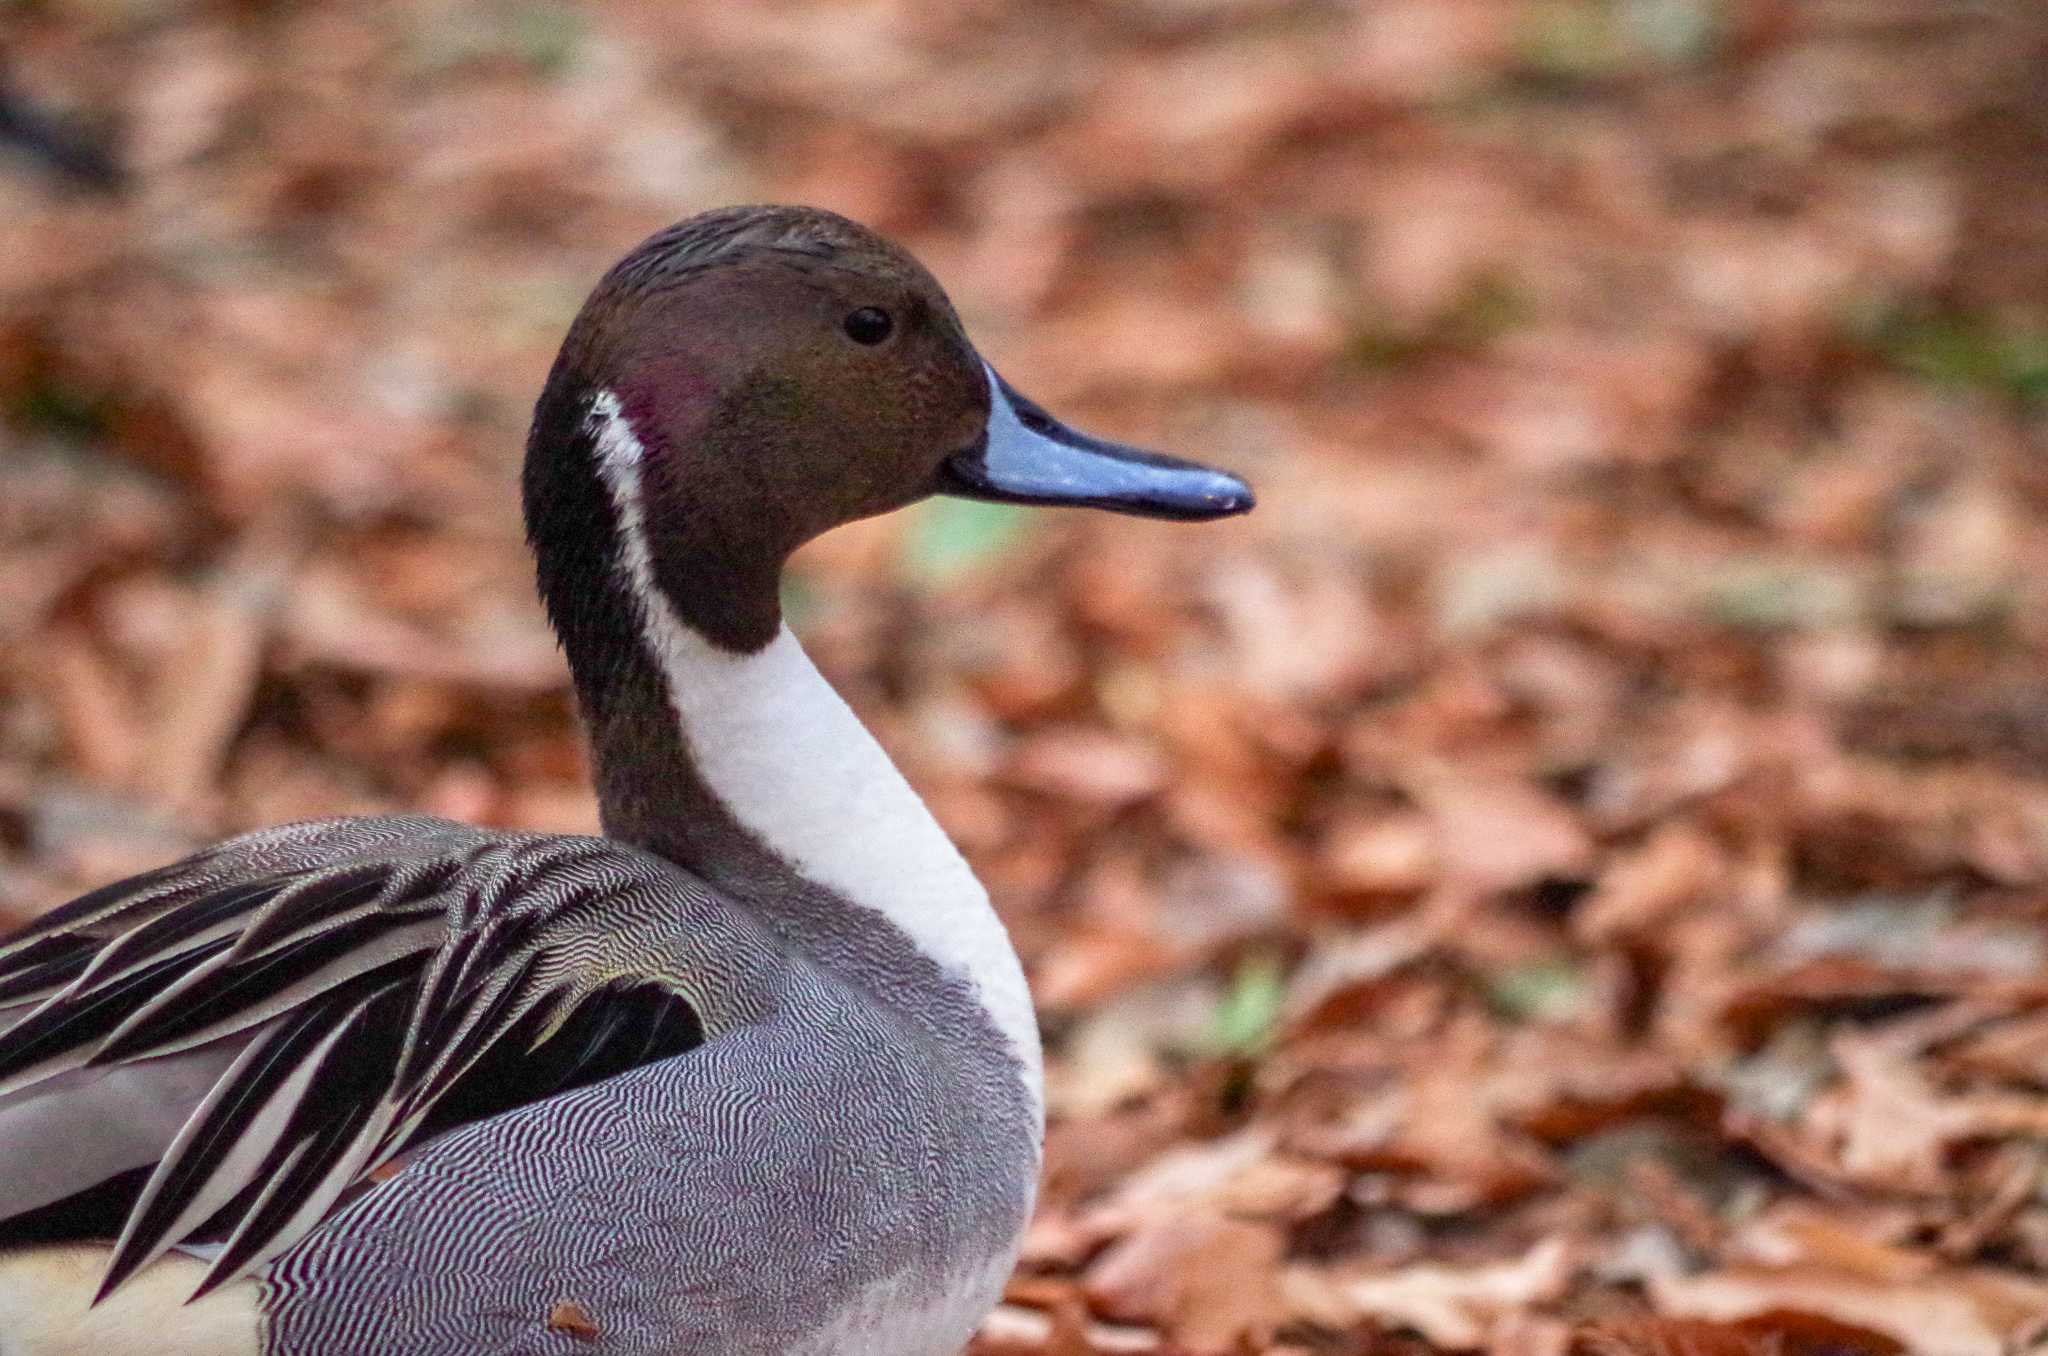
[584,392,1043,1114]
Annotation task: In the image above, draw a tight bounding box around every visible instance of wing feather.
[100,988,383,1296]
[0,816,743,1302]
[0,863,195,964]
[69,880,290,989]
[0,943,238,1092]
[90,912,444,1066]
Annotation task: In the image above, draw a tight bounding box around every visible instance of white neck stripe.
[583,391,1044,1115]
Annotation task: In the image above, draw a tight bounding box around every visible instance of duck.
[0,204,1252,1356]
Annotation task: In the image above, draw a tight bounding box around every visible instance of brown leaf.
[1319,811,1440,898]
[545,1300,600,1342]
[1284,1238,1575,1349]
[1571,1319,1786,1356]
[1084,1211,1286,1354]
[138,582,272,811]
[1007,727,1168,807]
[1410,766,1593,897]
[1739,1203,1934,1284]
[1649,1266,2048,1356]
[1574,822,1725,943]
[1804,1025,2048,1191]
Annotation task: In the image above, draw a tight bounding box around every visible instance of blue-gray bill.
[938,366,1254,521]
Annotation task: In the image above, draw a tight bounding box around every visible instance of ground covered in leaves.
[5,1,2048,1352]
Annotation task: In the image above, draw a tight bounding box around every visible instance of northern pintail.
[0,205,1252,1356]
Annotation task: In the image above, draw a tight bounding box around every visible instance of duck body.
[0,206,1249,1355]
[2,815,1036,1356]
[262,824,1037,1356]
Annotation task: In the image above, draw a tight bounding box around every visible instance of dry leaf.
[9,5,2048,1353]
[1650,1267,2048,1356]
[1575,822,1724,943]
[1284,1238,1575,1348]
[1084,1211,1286,1354]
[1410,767,1594,897]
[1007,727,1169,806]
[1572,1319,1785,1356]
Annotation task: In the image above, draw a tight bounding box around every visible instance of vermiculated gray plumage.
[1,815,1037,1354]
[266,934,1033,1355]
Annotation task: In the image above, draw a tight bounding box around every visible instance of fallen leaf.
[1284,1238,1575,1349]
[1084,1211,1286,1354]
[1571,1319,1792,1356]
[1575,822,1725,943]
[1650,1266,2048,1356]
[545,1300,600,1342]
[1007,727,1168,806]
[1409,765,1594,897]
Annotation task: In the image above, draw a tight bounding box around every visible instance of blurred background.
[5,1,2048,1350]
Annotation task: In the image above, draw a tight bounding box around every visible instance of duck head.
[525,205,1253,655]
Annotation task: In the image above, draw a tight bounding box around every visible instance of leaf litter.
[4,1,2048,1352]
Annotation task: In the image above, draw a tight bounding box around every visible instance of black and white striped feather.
[0,815,746,1301]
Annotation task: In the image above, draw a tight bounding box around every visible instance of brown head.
[524,205,1252,661]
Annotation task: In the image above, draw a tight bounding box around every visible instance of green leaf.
[1487,958,1590,1024]
[1871,308,2048,406]
[1519,0,1626,80]
[779,573,822,630]
[1699,556,1865,632]
[1209,952,1286,1057]
[508,2,584,75]
[1621,0,1722,65]
[899,498,1032,586]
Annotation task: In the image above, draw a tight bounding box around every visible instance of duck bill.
[938,367,1254,521]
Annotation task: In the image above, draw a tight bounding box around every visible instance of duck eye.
[842,307,893,345]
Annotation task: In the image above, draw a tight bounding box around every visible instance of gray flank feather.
[0,814,783,1301]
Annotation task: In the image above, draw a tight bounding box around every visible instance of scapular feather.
[0,817,722,1301]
